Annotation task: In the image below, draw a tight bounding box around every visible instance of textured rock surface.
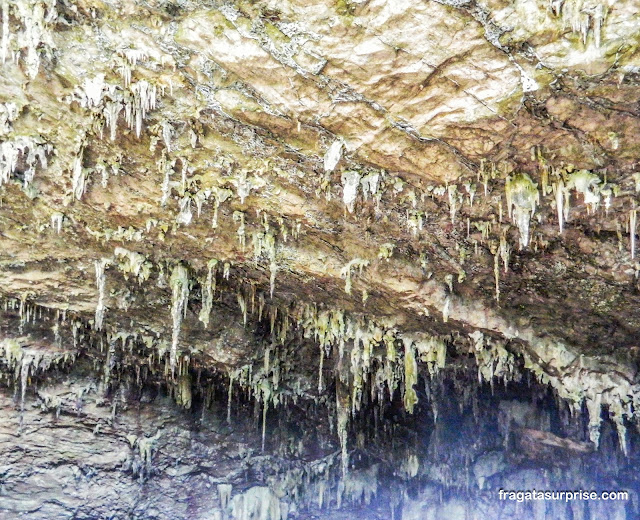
[1,0,640,518]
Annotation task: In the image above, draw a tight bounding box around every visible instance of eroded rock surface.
[1,0,640,518]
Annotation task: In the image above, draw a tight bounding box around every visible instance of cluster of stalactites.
[523,340,640,457]
[565,169,606,215]
[218,304,449,475]
[468,331,517,387]
[340,259,369,295]
[228,486,286,520]
[72,74,160,145]
[542,164,621,242]
[549,0,607,48]
[0,319,78,414]
[252,222,279,298]
[114,247,152,283]
[0,136,51,188]
[505,173,539,249]
[294,304,450,418]
[340,169,381,214]
[467,326,640,456]
[1,0,57,78]
[222,450,383,517]
[86,253,235,374]
[321,139,383,213]
[0,101,18,134]
[94,258,110,331]
[63,71,163,201]
[423,160,626,268]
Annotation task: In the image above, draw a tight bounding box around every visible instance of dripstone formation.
[1,1,640,519]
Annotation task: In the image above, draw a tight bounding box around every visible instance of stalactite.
[630,209,636,260]
[218,484,232,511]
[227,370,236,423]
[198,260,218,328]
[169,264,189,374]
[336,379,350,477]
[1,0,9,65]
[499,234,510,273]
[447,184,458,225]
[341,170,361,214]
[104,100,123,141]
[19,354,32,413]
[567,170,601,214]
[161,121,173,152]
[403,337,418,414]
[585,393,603,446]
[554,180,565,233]
[233,211,246,250]
[324,139,343,173]
[71,149,86,200]
[494,250,501,304]
[442,296,451,322]
[176,196,193,226]
[505,173,539,249]
[340,259,369,295]
[50,212,63,234]
[94,258,110,331]
[0,136,51,188]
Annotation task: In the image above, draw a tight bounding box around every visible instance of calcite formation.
[1,0,640,518]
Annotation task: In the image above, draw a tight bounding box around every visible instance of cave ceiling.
[1,0,640,518]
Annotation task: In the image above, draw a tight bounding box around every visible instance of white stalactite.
[94,258,110,331]
[71,150,86,200]
[341,170,361,213]
[169,264,189,373]
[630,209,636,260]
[324,139,343,173]
[505,173,539,249]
